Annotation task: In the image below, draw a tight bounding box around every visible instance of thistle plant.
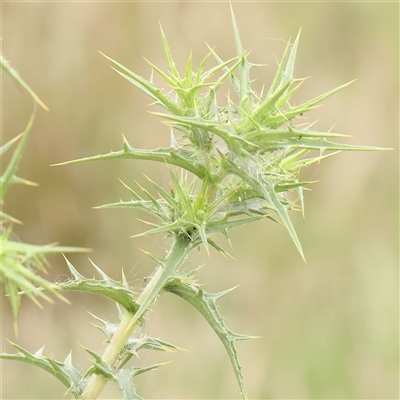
[0,55,86,334]
[1,7,384,400]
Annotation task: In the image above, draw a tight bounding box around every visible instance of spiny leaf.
[282,28,301,85]
[0,108,36,202]
[0,133,22,156]
[206,214,263,235]
[267,80,357,128]
[116,363,170,400]
[268,39,290,96]
[266,187,305,260]
[168,170,196,221]
[153,112,255,154]
[132,220,184,238]
[119,334,181,369]
[1,53,49,111]
[297,79,357,111]
[84,346,169,400]
[58,257,141,315]
[164,277,256,400]
[222,157,304,259]
[244,126,348,145]
[205,237,235,258]
[100,51,182,115]
[0,342,83,399]
[284,137,387,153]
[54,136,208,179]
[0,236,86,332]
[245,79,292,128]
[230,3,244,67]
[0,210,22,224]
[208,44,240,97]
[200,55,237,83]
[89,312,120,342]
[159,22,181,80]
[144,57,177,87]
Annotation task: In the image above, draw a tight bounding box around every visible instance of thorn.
[118,178,129,188]
[5,215,23,225]
[58,294,71,306]
[88,258,110,280]
[87,310,100,320]
[131,232,145,238]
[121,269,129,287]
[328,123,337,133]
[174,345,189,353]
[134,179,146,192]
[142,173,151,182]
[224,250,237,261]
[24,180,39,187]
[4,338,15,346]
[308,119,319,129]
[63,255,85,280]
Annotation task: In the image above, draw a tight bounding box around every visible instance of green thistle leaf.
[1,53,49,111]
[0,231,88,332]
[164,277,257,400]
[0,342,83,399]
[0,109,36,202]
[58,258,141,315]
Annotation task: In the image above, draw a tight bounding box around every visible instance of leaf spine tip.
[63,256,85,280]
[88,259,110,280]
[121,269,128,286]
[130,233,143,238]
[58,294,71,305]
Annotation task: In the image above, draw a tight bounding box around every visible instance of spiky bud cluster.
[65,9,378,261]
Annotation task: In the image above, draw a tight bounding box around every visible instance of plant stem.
[80,310,135,399]
[80,234,192,399]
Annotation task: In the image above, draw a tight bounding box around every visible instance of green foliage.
[1,341,83,399]
[0,229,82,327]
[2,335,173,400]
[0,54,86,330]
[60,9,382,261]
[0,54,49,112]
[164,276,256,399]
[1,6,384,400]
[59,257,141,315]
[83,346,168,400]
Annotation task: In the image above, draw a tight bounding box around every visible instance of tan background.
[1,1,398,399]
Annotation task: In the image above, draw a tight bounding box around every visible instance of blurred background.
[1,1,398,399]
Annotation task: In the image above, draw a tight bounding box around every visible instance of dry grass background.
[1,2,398,399]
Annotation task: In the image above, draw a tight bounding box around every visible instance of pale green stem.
[80,234,191,399]
[80,310,136,399]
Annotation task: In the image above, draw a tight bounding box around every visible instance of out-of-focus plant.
[0,54,86,334]
[0,6,385,399]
